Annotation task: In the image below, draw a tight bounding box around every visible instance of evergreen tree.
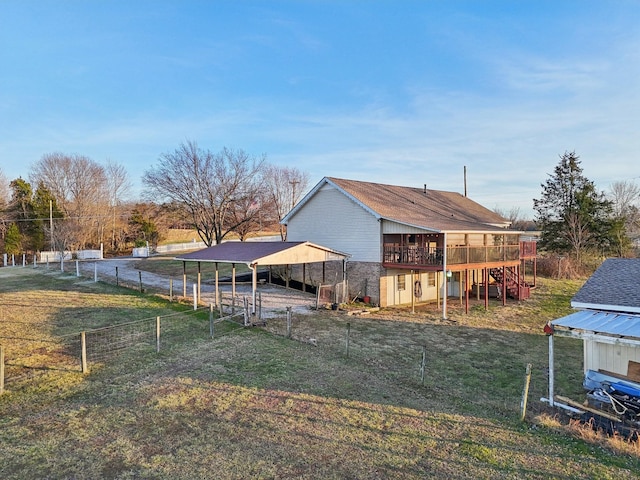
[5,178,64,252]
[4,223,21,255]
[533,151,614,263]
[8,178,37,251]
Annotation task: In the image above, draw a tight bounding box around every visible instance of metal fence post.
[286,307,292,338]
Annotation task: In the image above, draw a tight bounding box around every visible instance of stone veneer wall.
[287,261,384,306]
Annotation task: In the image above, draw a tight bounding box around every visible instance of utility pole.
[290,179,299,210]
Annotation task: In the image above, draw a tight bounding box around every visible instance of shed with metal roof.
[544,259,640,410]
[175,241,349,314]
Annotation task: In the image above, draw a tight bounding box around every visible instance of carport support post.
[251,264,257,315]
[302,263,306,292]
[232,263,236,312]
[285,265,290,289]
[215,263,219,307]
[197,262,201,302]
[548,333,555,406]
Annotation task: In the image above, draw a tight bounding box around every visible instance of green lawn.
[1,267,638,479]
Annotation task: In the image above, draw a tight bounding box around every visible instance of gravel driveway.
[76,257,319,319]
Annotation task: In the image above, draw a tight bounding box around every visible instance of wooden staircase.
[489,267,531,300]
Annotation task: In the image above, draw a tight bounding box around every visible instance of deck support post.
[464,269,469,314]
[442,233,447,320]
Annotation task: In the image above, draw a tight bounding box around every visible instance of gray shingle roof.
[571,258,640,314]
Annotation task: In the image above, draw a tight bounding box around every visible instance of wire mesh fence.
[0,301,251,394]
[263,311,434,393]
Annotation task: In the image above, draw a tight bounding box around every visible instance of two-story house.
[282,177,536,317]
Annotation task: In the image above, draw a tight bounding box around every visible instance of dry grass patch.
[1,268,640,479]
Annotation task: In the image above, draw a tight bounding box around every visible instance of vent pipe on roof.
[423,184,427,195]
[464,166,467,197]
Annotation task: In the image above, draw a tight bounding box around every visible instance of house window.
[397,274,406,291]
[426,272,436,287]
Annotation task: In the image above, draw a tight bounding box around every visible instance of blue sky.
[1,1,638,218]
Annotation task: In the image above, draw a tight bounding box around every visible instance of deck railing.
[383,241,535,267]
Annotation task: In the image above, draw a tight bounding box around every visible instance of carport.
[175,241,349,314]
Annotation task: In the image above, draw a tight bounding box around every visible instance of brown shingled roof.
[327,177,510,232]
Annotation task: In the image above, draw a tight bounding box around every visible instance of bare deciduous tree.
[30,153,109,248]
[609,180,640,243]
[0,168,9,211]
[263,165,310,240]
[143,141,266,246]
[49,219,80,269]
[105,160,132,250]
[0,169,8,243]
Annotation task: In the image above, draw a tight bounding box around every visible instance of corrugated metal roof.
[552,310,640,340]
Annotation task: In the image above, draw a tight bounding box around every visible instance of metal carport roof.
[552,310,640,346]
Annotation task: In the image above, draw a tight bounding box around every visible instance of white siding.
[286,184,380,262]
[584,340,640,376]
[382,220,436,234]
[385,269,444,306]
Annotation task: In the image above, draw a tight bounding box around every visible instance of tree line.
[1,146,638,272]
[533,151,639,272]
[0,140,309,257]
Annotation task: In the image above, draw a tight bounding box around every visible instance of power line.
[0,213,134,223]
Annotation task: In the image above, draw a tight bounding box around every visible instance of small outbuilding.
[544,259,640,412]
